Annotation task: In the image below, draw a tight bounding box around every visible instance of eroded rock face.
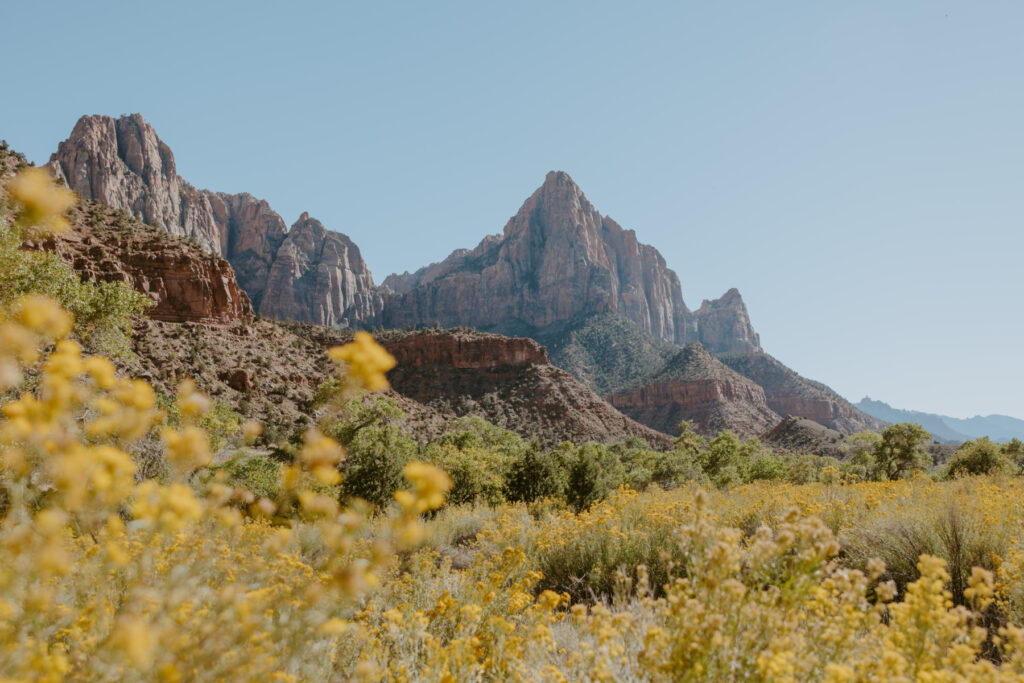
[608,343,779,437]
[33,203,253,325]
[339,329,673,448]
[692,288,761,354]
[385,331,547,369]
[259,213,383,326]
[47,114,375,326]
[381,171,760,352]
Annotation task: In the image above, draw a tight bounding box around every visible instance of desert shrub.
[563,443,624,512]
[425,444,508,507]
[439,415,528,458]
[648,448,705,488]
[218,451,282,500]
[947,437,1014,478]
[698,430,760,488]
[340,423,418,509]
[746,454,788,482]
[504,446,566,503]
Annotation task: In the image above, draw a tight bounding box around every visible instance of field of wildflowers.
[6,167,1024,680]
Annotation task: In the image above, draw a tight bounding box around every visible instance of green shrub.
[505,447,566,503]
[220,452,282,500]
[425,444,508,507]
[340,423,417,510]
[564,443,623,512]
[946,437,1013,478]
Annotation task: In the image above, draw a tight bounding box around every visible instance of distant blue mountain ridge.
[855,398,1024,444]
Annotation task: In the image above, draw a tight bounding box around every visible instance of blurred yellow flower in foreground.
[7,167,76,234]
[328,331,396,391]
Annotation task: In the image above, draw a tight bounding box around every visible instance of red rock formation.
[322,329,672,448]
[381,171,761,353]
[46,114,375,325]
[32,203,253,325]
[608,343,779,437]
[385,331,547,369]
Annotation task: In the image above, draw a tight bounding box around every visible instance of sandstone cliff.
[32,202,252,325]
[381,171,761,353]
[608,343,780,437]
[260,213,383,327]
[46,114,377,325]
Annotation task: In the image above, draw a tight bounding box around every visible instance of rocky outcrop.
[385,331,547,369]
[381,171,761,353]
[691,288,761,354]
[260,214,383,327]
[608,343,779,437]
[717,351,885,434]
[760,416,844,457]
[46,114,376,325]
[325,328,672,448]
[33,202,253,324]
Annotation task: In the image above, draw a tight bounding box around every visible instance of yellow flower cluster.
[327,331,396,391]
[6,167,76,234]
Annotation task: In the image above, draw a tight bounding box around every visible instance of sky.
[4,1,1022,419]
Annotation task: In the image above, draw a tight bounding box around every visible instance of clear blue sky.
[4,1,1022,419]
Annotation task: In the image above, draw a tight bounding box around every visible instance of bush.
[564,443,623,512]
[425,444,508,507]
[505,447,566,503]
[947,437,1014,478]
[219,452,282,500]
[340,423,418,509]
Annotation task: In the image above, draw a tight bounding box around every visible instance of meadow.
[6,167,1024,681]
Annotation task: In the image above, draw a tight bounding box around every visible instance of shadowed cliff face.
[46,114,378,325]
[381,171,762,353]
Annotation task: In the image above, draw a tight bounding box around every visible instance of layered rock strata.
[717,351,885,434]
[32,202,253,325]
[608,343,779,437]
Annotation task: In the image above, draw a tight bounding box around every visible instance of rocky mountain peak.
[692,288,761,353]
[381,171,760,353]
[46,113,379,327]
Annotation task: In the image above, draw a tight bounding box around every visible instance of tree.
[873,423,931,480]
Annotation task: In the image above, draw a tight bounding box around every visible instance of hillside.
[607,343,780,437]
[717,351,884,434]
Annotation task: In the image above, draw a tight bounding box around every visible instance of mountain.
[717,352,884,434]
[607,343,780,438]
[855,398,1024,443]
[46,114,381,326]
[380,171,761,352]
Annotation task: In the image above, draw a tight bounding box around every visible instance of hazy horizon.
[4,0,1022,419]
